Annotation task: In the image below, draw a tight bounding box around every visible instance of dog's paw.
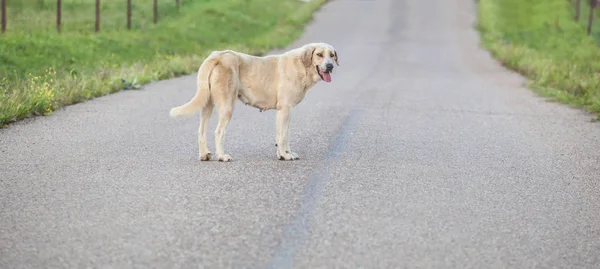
[200,152,212,161]
[278,151,299,161]
[218,154,233,162]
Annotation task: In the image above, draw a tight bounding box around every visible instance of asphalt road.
[2,0,600,268]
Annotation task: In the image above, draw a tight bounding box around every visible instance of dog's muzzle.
[325,63,334,73]
[317,63,334,83]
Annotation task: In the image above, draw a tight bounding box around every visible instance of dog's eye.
[316,53,323,57]
[330,54,335,58]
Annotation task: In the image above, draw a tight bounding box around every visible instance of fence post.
[588,0,596,35]
[127,0,131,29]
[176,0,180,8]
[576,0,581,21]
[1,0,5,33]
[153,0,157,24]
[96,0,100,32]
[57,0,62,32]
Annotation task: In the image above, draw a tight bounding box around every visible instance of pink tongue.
[320,70,332,82]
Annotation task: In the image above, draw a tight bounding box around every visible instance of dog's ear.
[300,45,316,67]
[333,50,339,66]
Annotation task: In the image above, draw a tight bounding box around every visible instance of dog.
[169,42,339,162]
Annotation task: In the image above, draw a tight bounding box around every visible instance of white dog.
[169,42,339,162]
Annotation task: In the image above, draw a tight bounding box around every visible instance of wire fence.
[1,1,598,35]
[1,0,181,33]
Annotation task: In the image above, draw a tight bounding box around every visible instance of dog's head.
[299,42,339,83]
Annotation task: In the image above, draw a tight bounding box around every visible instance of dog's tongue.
[320,70,332,82]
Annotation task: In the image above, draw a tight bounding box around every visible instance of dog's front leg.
[283,111,299,159]
[276,106,299,161]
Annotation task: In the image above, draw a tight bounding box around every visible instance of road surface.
[2,0,600,268]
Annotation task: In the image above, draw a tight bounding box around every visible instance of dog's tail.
[169,52,222,118]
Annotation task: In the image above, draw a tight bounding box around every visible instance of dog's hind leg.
[211,66,237,162]
[198,101,214,161]
[214,105,233,162]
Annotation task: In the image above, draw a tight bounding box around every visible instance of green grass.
[0,0,328,127]
[476,0,600,119]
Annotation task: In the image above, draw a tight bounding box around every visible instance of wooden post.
[57,0,62,32]
[587,0,596,35]
[127,0,131,29]
[1,0,6,33]
[576,0,581,21]
[153,0,157,24]
[176,0,180,8]
[95,0,100,32]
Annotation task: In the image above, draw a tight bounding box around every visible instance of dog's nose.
[326,63,334,71]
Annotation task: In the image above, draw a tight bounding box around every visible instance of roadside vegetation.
[477,0,600,119]
[0,0,328,127]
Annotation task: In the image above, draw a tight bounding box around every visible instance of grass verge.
[476,0,600,119]
[0,0,328,127]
